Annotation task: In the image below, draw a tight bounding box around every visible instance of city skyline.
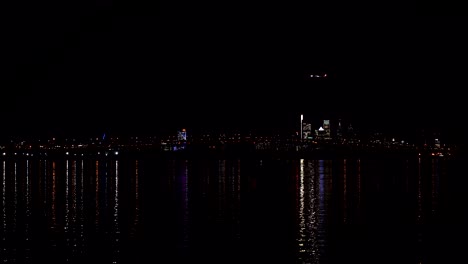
[1,5,467,263]
[0,114,457,150]
[2,115,455,160]
[2,7,466,144]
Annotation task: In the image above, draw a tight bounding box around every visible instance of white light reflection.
[13,161,17,232]
[112,160,120,264]
[70,160,77,259]
[78,159,85,257]
[25,159,32,262]
[51,161,57,229]
[297,159,320,264]
[95,160,99,228]
[130,160,140,237]
[2,161,6,260]
[65,160,70,256]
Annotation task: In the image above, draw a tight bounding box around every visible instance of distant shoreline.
[0,147,456,160]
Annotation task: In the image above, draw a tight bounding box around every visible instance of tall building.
[315,126,326,140]
[178,128,187,141]
[302,123,312,140]
[336,119,342,139]
[323,120,331,139]
[300,114,313,140]
[300,114,303,140]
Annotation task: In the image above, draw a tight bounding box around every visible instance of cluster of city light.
[310,73,327,78]
[0,114,457,158]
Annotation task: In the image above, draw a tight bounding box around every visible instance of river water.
[1,155,465,263]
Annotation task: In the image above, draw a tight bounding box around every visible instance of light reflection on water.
[0,156,459,263]
[25,159,32,263]
[2,161,6,263]
[0,158,139,263]
[112,160,120,264]
[13,161,17,237]
[297,159,319,263]
[296,159,331,264]
[130,160,140,238]
[51,161,57,230]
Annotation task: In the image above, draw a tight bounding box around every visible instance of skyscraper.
[302,123,312,140]
[323,120,331,139]
[300,114,303,140]
[337,119,342,139]
[178,128,187,141]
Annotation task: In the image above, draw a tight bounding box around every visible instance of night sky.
[1,3,467,143]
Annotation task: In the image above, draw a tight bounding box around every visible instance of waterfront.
[1,155,466,263]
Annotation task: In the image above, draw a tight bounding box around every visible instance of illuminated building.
[300,114,313,140]
[178,129,187,141]
[323,120,331,139]
[336,119,342,140]
[315,126,326,140]
[302,123,312,140]
[300,114,303,140]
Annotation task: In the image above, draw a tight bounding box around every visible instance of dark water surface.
[1,156,466,263]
